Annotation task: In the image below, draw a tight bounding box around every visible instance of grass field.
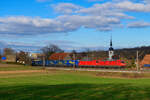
[1,64,150,100]
[0,63,43,71]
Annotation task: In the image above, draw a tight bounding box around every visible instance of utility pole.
[43,54,45,69]
[92,53,94,60]
[136,50,139,72]
[73,53,76,69]
[87,54,88,60]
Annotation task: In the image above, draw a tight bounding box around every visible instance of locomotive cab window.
[121,61,125,63]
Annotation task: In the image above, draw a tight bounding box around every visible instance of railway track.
[45,66,142,73]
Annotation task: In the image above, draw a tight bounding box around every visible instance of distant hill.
[115,46,150,60]
[81,46,150,60]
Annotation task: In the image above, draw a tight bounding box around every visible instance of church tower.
[108,35,114,60]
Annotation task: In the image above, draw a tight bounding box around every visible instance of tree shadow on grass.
[0,83,150,100]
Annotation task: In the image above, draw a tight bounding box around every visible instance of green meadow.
[0,64,150,100]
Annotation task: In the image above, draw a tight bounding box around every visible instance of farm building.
[49,52,97,60]
[5,55,16,63]
[140,54,150,67]
[49,53,72,60]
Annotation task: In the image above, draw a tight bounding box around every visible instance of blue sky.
[0,0,150,52]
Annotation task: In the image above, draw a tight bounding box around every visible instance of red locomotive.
[79,59,126,68]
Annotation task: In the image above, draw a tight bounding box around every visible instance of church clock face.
[110,51,113,54]
[109,51,114,56]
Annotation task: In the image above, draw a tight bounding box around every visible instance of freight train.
[32,59,126,68]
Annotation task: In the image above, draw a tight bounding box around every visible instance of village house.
[5,54,16,63]
[49,53,72,60]
[140,54,150,68]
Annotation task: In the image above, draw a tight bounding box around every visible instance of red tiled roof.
[49,53,71,60]
[141,54,150,66]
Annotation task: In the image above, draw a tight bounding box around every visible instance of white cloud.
[0,16,62,35]
[116,1,150,12]
[0,15,122,36]
[57,15,121,31]
[76,1,150,16]
[143,0,150,4]
[1,1,150,37]
[127,21,150,28]
[0,16,63,35]
[52,3,82,14]
[76,3,134,19]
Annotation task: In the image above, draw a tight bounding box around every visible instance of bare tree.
[41,44,64,60]
[72,50,77,54]
[70,50,77,60]
[84,48,91,53]
[84,48,91,60]
[16,51,31,65]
